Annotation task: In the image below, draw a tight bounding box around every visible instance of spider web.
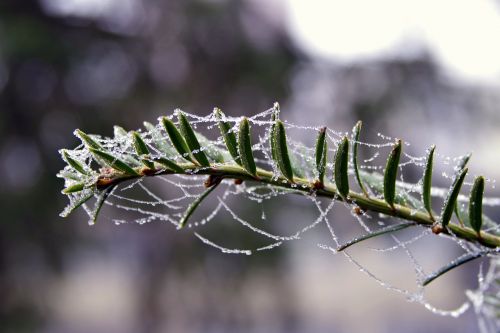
[58,104,500,332]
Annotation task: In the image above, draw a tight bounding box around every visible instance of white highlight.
[286,0,500,83]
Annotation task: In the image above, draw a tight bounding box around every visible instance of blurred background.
[2,0,500,332]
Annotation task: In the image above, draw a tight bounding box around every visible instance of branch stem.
[95,163,500,249]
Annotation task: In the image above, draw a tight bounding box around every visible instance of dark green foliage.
[132,131,150,155]
[469,176,485,234]
[90,186,115,225]
[334,136,349,198]
[178,182,220,229]
[214,108,240,165]
[274,120,294,182]
[177,112,210,167]
[62,182,85,193]
[238,117,257,177]
[75,129,103,150]
[383,139,402,208]
[315,127,327,183]
[422,145,435,219]
[454,153,472,225]
[151,157,184,173]
[62,150,89,175]
[132,131,155,169]
[144,121,176,156]
[60,191,94,218]
[162,116,192,162]
[440,168,468,228]
[352,121,368,196]
[423,250,489,286]
[269,111,279,163]
[337,221,416,251]
[88,148,139,176]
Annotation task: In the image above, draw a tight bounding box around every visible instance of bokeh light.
[1,1,500,332]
